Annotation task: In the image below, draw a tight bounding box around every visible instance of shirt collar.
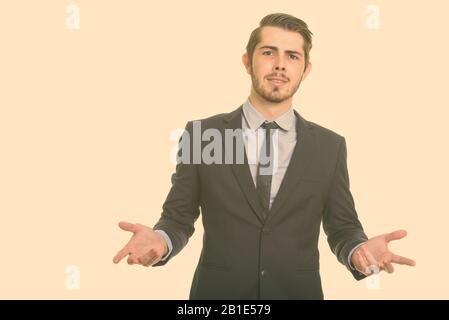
[242,98,296,131]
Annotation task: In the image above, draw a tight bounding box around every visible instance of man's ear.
[242,53,251,75]
[301,62,312,80]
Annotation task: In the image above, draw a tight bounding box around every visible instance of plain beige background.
[0,0,448,299]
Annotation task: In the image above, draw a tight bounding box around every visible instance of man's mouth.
[267,77,288,87]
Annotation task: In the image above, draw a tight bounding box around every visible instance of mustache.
[266,74,289,81]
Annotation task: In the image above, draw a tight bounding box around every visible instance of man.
[113,13,416,299]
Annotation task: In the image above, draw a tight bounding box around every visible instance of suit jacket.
[153,105,368,300]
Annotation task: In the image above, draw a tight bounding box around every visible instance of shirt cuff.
[154,229,173,261]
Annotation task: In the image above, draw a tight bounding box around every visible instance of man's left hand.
[351,230,416,276]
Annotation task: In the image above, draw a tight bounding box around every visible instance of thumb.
[385,230,408,243]
[118,221,138,233]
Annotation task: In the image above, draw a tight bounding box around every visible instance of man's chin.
[263,96,288,103]
[262,92,290,103]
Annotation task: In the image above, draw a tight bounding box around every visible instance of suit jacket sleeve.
[322,137,368,280]
[152,121,201,267]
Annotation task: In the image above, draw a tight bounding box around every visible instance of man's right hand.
[112,221,168,267]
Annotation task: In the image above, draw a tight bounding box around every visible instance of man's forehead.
[257,26,304,52]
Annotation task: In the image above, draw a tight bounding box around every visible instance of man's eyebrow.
[258,45,303,56]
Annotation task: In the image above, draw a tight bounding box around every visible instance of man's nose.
[274,56,286,71]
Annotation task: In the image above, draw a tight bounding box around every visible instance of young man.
[113,13,415,299]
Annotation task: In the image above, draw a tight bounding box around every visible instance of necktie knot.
[261,121,280,130]
[259,121,279,159]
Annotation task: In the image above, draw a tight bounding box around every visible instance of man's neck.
[248,90,293,121]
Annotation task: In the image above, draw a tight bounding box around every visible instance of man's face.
[243,26,312,103]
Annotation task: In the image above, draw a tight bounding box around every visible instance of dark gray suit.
[153,105,367,299]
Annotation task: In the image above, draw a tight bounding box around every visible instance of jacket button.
[260,269,265,277]
[262,228,271,235]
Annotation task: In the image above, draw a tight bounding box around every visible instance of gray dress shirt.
[241,98,297,209]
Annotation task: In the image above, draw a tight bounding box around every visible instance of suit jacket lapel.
[266,110,316,223]
[223,105,316,225]
[224,105,266,223]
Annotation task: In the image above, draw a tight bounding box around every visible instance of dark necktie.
[256,121,280,217]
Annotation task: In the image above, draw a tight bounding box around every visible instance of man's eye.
[262,51,273,56]
[289,54,298,60]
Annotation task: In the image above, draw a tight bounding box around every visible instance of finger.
[146,251,160,267]
[113,246,129,264]
[127,253,138,265]
[362,247,380,274]
[385,263,395,273]
[391,254,416,266]
[119,221,138,233]
[141,255,158,267]
[137,255,151,266]
[360,251,370,271]
[150,256,162,266]
[385,230,407,243]
[138,249,157,267]
[355,251,370,275]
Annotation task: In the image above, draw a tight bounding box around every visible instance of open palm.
[352,230,416,275]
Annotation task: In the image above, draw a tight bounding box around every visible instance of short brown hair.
[246,13,313,71]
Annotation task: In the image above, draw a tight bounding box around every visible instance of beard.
[250,69,302,103]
